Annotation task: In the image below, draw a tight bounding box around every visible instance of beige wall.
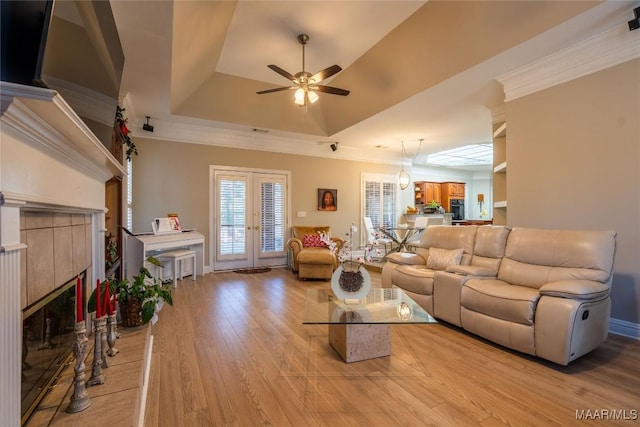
[130,139,401,261]
[506,58,640,324]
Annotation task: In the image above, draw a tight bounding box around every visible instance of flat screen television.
[1,0,125,149]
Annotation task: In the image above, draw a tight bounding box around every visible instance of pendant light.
[398,139,422,190]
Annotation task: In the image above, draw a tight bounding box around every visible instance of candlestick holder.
[106,313,119,356]
[66,321,91,413]
[100,315,109,368]
[87,317,106,386]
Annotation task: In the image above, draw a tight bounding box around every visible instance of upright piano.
[125,231,205,281]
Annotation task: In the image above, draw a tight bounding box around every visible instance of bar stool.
[157,249,196,288]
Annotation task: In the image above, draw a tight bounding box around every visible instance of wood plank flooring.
[144,268,640,426]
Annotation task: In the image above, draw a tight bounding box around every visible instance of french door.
[211,167,289,271]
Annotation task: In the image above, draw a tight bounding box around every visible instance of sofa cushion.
[392,265,435,295]
[297,248,335,265]
[498,228,616,289]
[426,247,463,270]
[302,233,327,248]
[461,279,541,326]
[416,225,477,266]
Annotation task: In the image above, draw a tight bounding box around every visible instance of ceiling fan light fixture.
[294,88,305,105]
[308,90,319,104]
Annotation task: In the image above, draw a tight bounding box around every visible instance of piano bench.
[157,249,197,288]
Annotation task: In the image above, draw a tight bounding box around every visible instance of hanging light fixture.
[398,139,423,190]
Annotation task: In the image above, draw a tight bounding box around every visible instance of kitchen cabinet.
[414,181,426,206]
[425,182,442,205]
[441,182,465,198]
[414,181,442,206]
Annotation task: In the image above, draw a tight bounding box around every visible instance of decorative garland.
[116,106,138,160]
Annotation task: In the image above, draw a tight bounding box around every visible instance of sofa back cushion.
[292,226,331,240]
[417,225,477,266]
[469,226,510,271]
[498,228,616,289]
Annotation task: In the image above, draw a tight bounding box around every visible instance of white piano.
[125,231,205,282]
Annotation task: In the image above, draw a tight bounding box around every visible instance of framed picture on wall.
[318,188,337,211]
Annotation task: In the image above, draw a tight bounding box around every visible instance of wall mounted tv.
[1,0,125,150]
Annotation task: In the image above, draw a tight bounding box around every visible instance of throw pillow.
[427,247,463,270]
[302,234,327,248]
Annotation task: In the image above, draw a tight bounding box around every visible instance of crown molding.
[130,116,400,165]
[498,22,640,102]
[0,82,126,180]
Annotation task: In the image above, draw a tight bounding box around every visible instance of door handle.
[254,226,260,230]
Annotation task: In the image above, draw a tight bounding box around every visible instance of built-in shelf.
[494,201,507,208]
[493,122,506,138]
[493,162,507,173]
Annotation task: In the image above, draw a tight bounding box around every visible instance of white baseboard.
[609,317,640,340]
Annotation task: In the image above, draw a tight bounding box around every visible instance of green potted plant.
[88,256,173,326]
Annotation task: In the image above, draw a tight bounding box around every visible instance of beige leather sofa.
[382,225,617,365]
[287,226,343,280]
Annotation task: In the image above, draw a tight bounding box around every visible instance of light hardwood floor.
[143,268,640,426]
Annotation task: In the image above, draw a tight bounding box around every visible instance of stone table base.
[328,323,390,363]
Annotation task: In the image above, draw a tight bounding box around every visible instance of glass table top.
[302,287,438,325]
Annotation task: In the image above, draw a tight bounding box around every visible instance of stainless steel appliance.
[450,199,464,220]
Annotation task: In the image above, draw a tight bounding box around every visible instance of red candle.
[103,281,111,316]
[96,279,101,318]
[76,276,83,322]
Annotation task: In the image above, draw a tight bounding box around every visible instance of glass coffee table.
[303,287,437,363]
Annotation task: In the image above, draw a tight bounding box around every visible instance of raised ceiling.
[111,1,624,166]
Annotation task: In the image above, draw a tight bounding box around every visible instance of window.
[260,180,285,252]
[362,173,398,239]
[126,159,132,230]
[218,177,247,256]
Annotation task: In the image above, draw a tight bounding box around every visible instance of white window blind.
[363,175,397,229]
[219,179,246,255]
[260,181,285,252]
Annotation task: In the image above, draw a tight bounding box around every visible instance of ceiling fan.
[256,34,350,108]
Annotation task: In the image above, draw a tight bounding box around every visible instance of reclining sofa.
[382,225,616,365]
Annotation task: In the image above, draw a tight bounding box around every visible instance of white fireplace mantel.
[0,81,124,424]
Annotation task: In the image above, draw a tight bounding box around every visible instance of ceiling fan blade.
[256,86,294,95]
[314,85,350,96]
[310,65,342,83]
[267,65,297,82]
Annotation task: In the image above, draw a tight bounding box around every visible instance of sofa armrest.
[385,252,426,266]
[287,238,303,271]
[539,280,610,301]
[445,265,497,277]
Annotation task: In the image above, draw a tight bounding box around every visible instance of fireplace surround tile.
[24,211,53,229]
[53,227,73,286]
[52,212,72,227]
[25,228,55,305]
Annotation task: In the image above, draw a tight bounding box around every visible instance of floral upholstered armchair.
[287,226,343,280]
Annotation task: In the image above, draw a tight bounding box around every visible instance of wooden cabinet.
[442,182,465,198]
[441,182,465,214]
[414,181,425,206]
[414,181,442,206]
[425,182,442,205]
